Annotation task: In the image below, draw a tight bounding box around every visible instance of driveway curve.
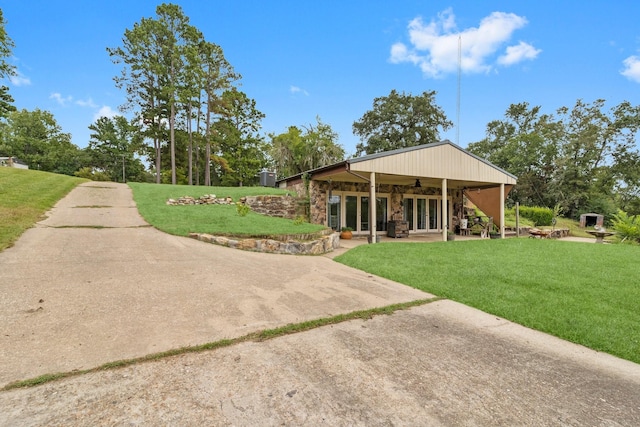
[1,181,639,426]
[0,182,427,386]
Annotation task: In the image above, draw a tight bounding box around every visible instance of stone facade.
[303,180,464,228]
[309,180,327,226]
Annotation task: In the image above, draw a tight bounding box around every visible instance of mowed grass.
[0,168,87,251]
[128,182,327,237]
[335,238,640,364]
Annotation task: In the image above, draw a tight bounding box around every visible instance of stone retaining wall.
[241,195,302,219]
[189,230,340,255]
[166,194,234,205]
[167,193,333,254]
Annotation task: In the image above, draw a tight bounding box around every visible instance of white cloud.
[9,72,31,86]
[390,8,539,78]
[498,41,541,65]
[290,85,309,96]
[76,97,98,108]
[50,92,73,106]
[621,56,640,83]
[93,105,118,121]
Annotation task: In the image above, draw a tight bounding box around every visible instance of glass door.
[361,197,369,231]
[428,198,440,231]
[328,193,389,233]
[376,197,388,231]
[417,198,427,230]
[328,195,341,231]
[403,198,414,230]
[404,196,428,231]
[345,195,358,230]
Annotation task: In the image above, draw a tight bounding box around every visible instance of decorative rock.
[166,195,234,206]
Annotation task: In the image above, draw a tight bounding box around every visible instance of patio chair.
[480,217,493,238]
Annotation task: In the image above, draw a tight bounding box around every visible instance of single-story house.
[277,140,517,242]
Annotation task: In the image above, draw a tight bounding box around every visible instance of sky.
[3,1,640,156]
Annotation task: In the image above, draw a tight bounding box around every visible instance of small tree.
[269,118,345,178]
[611,210,640,244]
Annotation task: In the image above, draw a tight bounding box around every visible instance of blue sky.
[4,1,640,156]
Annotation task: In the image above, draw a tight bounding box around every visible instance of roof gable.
[348,140,516,184]
[277,140,517,188]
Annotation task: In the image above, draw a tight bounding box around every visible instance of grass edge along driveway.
[0,168,87,251]
[335,238,640,365]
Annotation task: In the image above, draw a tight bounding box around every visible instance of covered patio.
[278,141,517,242]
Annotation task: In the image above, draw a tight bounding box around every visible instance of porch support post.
[441,178,448,241]
[500,182,505,238]
[370,172,377,243]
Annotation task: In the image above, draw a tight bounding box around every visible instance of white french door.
[404,196,452,232]
[330,192,389,233]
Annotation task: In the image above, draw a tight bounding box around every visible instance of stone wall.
[167,192,340,255]
[166,194,234,205]
[241,195,305,219]
[189,230,340,255]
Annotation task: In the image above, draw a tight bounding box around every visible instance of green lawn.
[0,168,87,251]
[335,238,640,364]
[128,182,327,237]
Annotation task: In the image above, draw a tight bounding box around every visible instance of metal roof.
[277,140,517,189]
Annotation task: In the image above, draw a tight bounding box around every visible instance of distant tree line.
[2,4,640,219]
[466,100,640,219]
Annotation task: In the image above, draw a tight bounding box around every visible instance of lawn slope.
[0,168,87,251]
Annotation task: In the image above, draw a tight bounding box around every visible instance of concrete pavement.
[1,181,638,426]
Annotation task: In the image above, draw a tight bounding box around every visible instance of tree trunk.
[156,116,163,184]
[187,101,193,185]
[155,137,161,184]
[204,88,212,186]
[170,101,176,185]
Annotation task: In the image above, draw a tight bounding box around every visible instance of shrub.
[74,167,111,181]
[611,210,640,244]
[519,206,554,226]
[235,202,250,217]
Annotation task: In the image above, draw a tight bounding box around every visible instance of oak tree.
[353,89,453,156]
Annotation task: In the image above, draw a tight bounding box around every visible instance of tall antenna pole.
[456,35,461,146]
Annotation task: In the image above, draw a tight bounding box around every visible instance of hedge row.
[519,206,554,226]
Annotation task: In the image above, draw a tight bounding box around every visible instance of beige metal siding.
[349,144,516,185]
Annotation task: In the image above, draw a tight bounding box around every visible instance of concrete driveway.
[1,182,638,426]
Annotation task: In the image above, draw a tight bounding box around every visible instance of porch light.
[414,179,421,188]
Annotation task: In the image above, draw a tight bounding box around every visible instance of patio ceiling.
[311,167,506,190]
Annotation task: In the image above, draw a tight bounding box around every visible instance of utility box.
[259,170,276,187]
